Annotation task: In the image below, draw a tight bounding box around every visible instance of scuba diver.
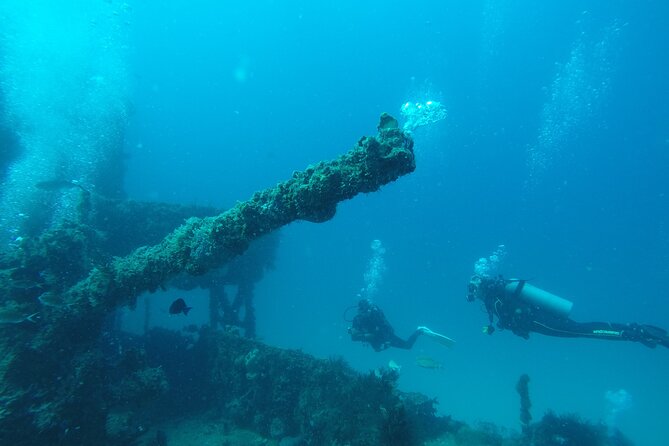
[467,274,669,349]
[347,298,454,352]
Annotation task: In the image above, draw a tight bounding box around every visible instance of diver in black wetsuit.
[467,274,669,349]
[348,299,424,351]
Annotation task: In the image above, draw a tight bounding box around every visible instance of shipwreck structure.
[0,114,454,445]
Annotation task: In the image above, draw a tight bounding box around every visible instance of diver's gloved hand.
[627,323,669,349]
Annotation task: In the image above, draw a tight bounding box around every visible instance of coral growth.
[532,412,605,446]
[157,329,457,446]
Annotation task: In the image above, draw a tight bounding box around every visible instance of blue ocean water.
[2,1,668,445]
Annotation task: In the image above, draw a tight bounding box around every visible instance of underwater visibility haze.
[1,1,668,445]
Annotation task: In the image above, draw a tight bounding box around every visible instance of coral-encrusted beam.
[65,113,414,312]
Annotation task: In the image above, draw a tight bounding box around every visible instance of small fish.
[35,179,79,190]
[35,179,89,193]
[415,355,443,370]
[38,291,64,307]
[8,278,42,291]
[0,307,40,325]
[169,298,192,315]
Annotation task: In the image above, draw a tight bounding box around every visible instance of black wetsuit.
[471,275,669,349]
[349,300,421,351]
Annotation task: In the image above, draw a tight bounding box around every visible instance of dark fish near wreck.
[169,298,192,315]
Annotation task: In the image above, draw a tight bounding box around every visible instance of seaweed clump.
[532,412,609,446]
[510,374,634,446]
[528,412,633,446]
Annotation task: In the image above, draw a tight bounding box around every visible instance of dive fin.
[418,326,456,347]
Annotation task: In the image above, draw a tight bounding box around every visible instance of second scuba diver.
[348,298,454,351]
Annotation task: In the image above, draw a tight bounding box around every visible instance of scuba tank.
[505,280,573,318]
